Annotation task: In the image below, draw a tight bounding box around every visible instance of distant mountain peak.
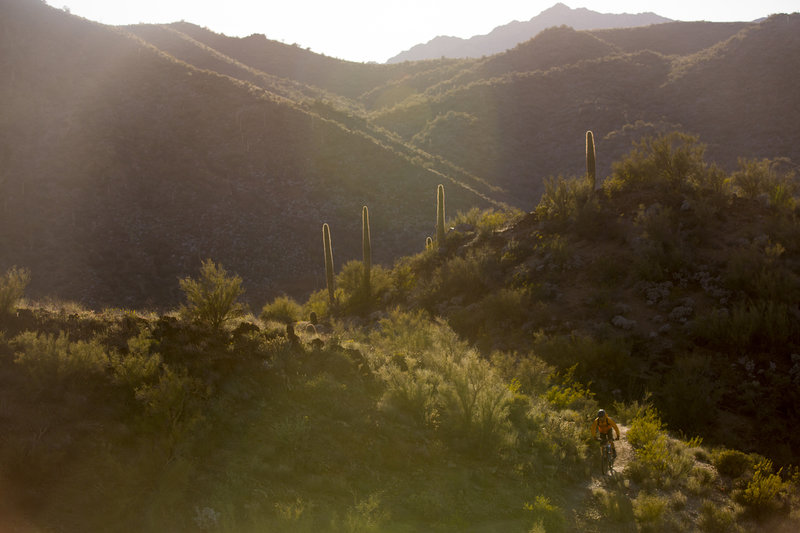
[386,2,671,63]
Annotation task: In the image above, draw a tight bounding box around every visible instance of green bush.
[423,247,497,305]
[535,175,591,224]
[633,492,670,532]
[594,487,635,524]
[13,331,109,391]
[604,132,711,197]
[178,259,246,330]
[699,501,742,533]
[533,333,632,388]
[731,157,798,204]
[524,495,566,533]
[135,366,207,453]
[712,449,754,478]
[261,295,303,324]
[335,261,392,315]
[438,349,514,452]
[626,406,664,449]
[736,459,789,516]
[543,364,596,412]
[0,266,30,315]
[627,434,694,489]
[110,331,162,390]
[377,363,439,427]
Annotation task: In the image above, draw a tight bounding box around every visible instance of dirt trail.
[568,424,637,531]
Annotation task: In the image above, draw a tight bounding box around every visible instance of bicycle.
[598,438,616,476]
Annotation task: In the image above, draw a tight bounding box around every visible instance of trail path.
[569,424,638,532]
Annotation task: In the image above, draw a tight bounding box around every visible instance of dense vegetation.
[2,133,799,531]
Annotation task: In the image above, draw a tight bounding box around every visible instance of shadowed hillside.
[2,0,799,313]
[0,0,492,308]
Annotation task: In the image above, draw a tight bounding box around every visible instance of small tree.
[179,259,245,330]
[0,266,31,315]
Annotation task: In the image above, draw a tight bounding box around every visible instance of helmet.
[597,409,606,418]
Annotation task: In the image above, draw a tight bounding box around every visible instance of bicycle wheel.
[600,448,609,476]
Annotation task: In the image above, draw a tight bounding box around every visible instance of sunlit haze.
[45,1,800,63]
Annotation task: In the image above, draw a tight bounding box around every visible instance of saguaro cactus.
[586,130,596,192]
[436,184,446,245]
[362,206,371,291]
[322,223,335,306]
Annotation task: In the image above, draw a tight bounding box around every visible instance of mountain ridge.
[386,2,671,63]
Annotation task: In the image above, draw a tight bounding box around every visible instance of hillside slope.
[3,0,800,312]
[374,15,800,208]
[0,0,493,308]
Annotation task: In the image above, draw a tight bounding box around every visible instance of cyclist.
[591,409,620,459]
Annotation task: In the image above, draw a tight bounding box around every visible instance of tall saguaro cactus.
[362,206,371,291]
[586,130,596,192]
[436,184,446,245]
[322,223,335,306]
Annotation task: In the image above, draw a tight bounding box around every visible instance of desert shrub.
[593,487,635,524]
[627,434,694,488]
[179,259,246,330]
[13,331,109,391]
[736,458,790,516]
[524,496,566,533]
[604,132,710,197]
[438,349,514,452]
[261,295,303,324]
[626,406,663,449]
[110,330,162,391]
[490,350,553,396]
[712,449,754,478]
[669,491,687,511]
[732,157,798,204]
[304,289,331,322]
[377,364,439,427]
[543,364,596,412]
[633,492,670,532]
[699,501,742,533]
[448,287,530,348]
[687,466,716,496]
[612,392,654,425]
[135,366,207,453]
[658,354,721,434]
[450,207,522,237]
[335,492,389,533]
[694,300,798,353]
[387,258,417,302]
[533,333,632,390]
[632,203,690,278]
[535,175,591,224]
[0,266,30,315]
[368,311,515,453]
[723,241,800,303]
[335,261,393,315]
[423,247,499,305]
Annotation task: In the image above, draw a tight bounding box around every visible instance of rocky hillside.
[2,0,799,314]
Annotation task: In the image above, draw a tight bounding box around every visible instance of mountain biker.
[591,409,620,459]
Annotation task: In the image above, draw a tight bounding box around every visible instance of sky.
[48,1,800,63]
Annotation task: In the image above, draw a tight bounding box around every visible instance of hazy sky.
[49,1,800,63]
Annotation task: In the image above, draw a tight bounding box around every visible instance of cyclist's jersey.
[591,415,620,438]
